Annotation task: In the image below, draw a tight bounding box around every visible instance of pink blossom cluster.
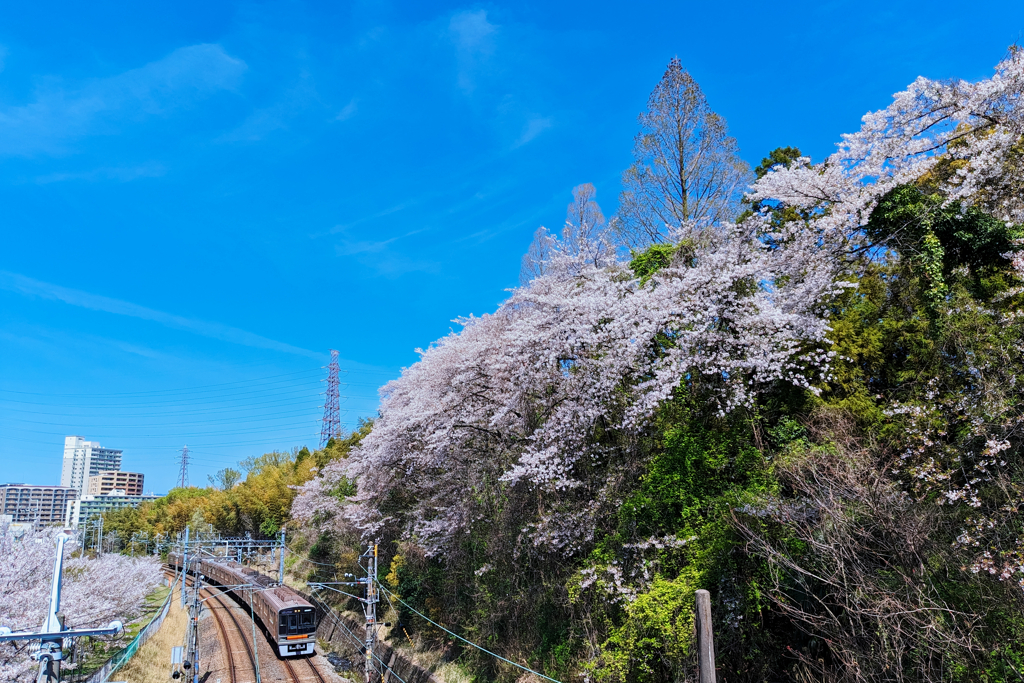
[749,50,1024,249]
[0,526,164,681]
[294,53,1024,582]
[296,213,839,556]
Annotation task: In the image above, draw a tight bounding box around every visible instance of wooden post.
[695,589,716,683]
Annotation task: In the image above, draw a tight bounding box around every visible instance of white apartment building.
[64,492,159,529]
[61,436,123,495]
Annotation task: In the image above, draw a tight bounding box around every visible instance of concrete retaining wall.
[302,591,439,683]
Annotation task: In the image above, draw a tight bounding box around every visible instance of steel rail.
[282,655,329,683]
[172,567,259,683]
[204,591,240,683]
[205,589,258,682]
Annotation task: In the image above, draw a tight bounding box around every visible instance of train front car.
[264,586,317,656]
[277,604,317,656]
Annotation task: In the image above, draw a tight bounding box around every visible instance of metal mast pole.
[183,559,202,683]
[363,545,378,683]
[181,527,189,609]
[0,535,122,683]
[278,529,286,585]
[35,533,68,683]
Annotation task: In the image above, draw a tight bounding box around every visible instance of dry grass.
[434,662,474,683]
[116,584,188,683]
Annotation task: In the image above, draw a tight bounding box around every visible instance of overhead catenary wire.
[308,592,408,683]
[378,585,564,683]
[0,368,326,398]
[379,586,416,650]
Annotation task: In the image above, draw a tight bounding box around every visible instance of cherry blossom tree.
[748,49,1024,587]
[296,199,840,557]
[748,49,1024,251]
[0,526,164,681]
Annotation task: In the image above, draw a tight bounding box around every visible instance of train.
[167,552,318,657]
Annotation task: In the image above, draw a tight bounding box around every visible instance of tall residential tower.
[61,436,122,495]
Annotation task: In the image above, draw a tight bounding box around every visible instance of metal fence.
[85,572,180,683]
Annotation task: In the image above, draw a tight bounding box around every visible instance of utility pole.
[181,527,189,609]
[305,544,381,682]
[319,350,342,449]
[177,445,190,489]
[362,545,378,683]
[248,588,262,683]
[278,528,286,585]
[182,558,202,683]
[0,534,123,683]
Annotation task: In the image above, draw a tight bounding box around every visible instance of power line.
[307,593,408,683]
[0,369,324,397]
[1,432,321,448]
[377,585,563,683]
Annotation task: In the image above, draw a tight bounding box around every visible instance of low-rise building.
[0,484,78,527]
[64,492,159,528]
[87,471,144,496]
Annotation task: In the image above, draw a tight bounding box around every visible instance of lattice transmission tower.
[320,349,341,448]
[177,444,190,489]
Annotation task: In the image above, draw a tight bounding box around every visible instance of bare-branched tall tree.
[617,57,752,248]
[520,183,612,284]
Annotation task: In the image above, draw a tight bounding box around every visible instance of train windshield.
[280,609,316,635]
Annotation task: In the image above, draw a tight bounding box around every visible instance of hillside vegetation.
[112,53,1024,682]
[292,54,1024,683]
[101,424,370,540]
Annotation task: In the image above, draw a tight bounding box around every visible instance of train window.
[300,612,314,629]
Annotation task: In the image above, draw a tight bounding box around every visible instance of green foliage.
[594,573,698,683]
[315,417,373,468]
[866,183,1024,310]
[208,467,241,490]
[628,243,678,283]
[753,146,802,179]
[102,427,370,541]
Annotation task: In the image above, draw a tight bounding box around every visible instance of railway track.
[167,567,329,683]
[282,655,329,683]
[204,588,259,683]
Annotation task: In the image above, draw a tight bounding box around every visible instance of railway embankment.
[301,591,440,683]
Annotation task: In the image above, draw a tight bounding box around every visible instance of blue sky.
[1,0,1022,494]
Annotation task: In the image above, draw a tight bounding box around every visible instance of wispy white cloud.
[450,10,497,52]
[334,236,398,256]
[328,224,435,276]
[449,10,498,93]
[217,70,318,143]
[0,324,173,361]
[515,115,553,147]
[309,202,411,239]
[0,44,247,156]
[35,161,166,184]
[335,99,358,121]
[0,271,320,359]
